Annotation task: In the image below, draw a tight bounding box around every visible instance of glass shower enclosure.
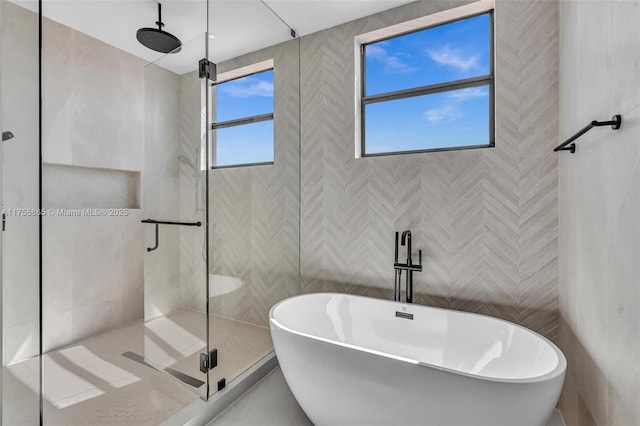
[207,2,301,395]
[0,0,300,423]
[1,0,41,424]
[142,31,212,398]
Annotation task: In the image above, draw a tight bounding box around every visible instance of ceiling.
[12,0,416,74]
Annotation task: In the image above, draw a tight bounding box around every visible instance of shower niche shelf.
[43,163,140,209]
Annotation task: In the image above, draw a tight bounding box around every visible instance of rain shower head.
[137,3,182,54]
[2,131,14,142]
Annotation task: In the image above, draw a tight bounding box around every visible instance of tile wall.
[40,13,147,351]
[558,0,640,424]
[299,0,560,341]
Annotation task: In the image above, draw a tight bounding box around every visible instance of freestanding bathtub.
[269,293,566,426]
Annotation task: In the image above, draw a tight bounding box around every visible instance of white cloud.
[366,45,387,59]
[427,46,479,71]
[367,45,417,74]
[424,104,463,123]
[422,87,487,124]
[448,86,488,101]
[219,77,273,98]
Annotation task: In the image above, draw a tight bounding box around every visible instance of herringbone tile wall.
[299,0,559,340]
[205,0,559,341]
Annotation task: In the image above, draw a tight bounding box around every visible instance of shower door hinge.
[199,349,218,373]
[199,58,216,81]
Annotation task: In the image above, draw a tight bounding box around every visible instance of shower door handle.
[147,223,159,252]
[141,218,202,252]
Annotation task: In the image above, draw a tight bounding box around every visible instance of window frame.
[360,10,495,157]
[211,67,275,169]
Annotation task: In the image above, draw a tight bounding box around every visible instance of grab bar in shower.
[554,115,622,154]
[141,219,202,252]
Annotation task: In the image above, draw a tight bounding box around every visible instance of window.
[361,12,494,156]
[212,68,274,168]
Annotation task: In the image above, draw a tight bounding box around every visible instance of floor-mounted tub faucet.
[393,230,422,303]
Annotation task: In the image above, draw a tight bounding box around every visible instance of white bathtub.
[269,293,566,426]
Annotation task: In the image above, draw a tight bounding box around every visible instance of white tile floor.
[2,310,273,426]
[208,367,311,426]
[209,367,566,426]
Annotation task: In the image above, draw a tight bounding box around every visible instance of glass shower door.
[0,0,41,423]
[142,32,211,398]
[206,1,301,398]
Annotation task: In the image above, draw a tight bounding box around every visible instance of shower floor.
[2,310,273,426]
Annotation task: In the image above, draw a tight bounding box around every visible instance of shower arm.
[155,3,165,30]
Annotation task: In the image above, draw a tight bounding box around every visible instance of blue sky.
[365,13,491,154]
[215,70,274,166]
[215,120,274,166]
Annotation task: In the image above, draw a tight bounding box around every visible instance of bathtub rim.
[269,292,566,385]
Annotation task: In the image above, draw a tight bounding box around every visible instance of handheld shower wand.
[394,232,402,301]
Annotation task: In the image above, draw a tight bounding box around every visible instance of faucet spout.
[401,230,411,245]
[401,230,412,265]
